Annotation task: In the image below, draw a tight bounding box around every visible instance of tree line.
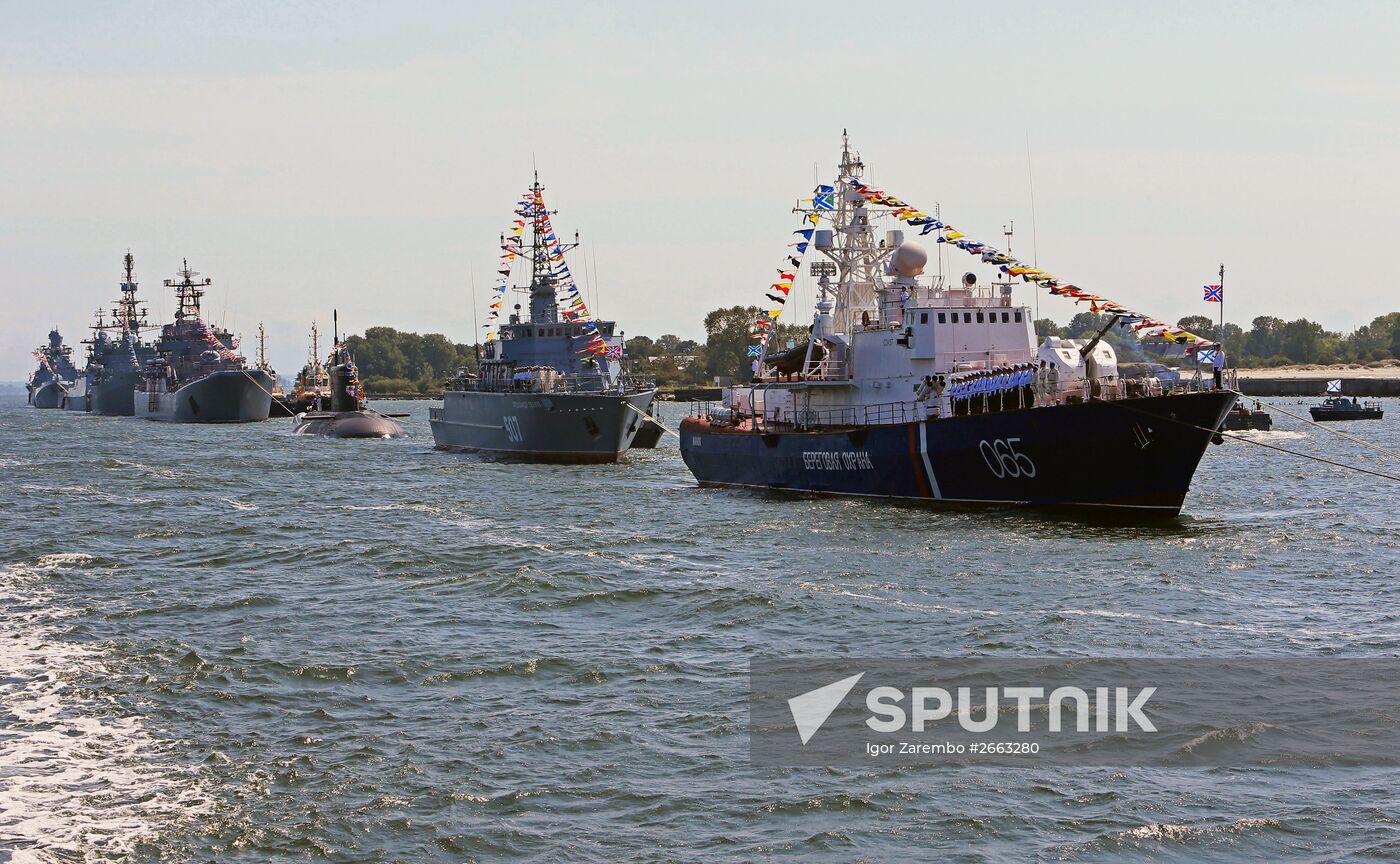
[342,327,478,394]
[346,308,1400,393]
[1036,311,1400,367]
[344,308,804,392]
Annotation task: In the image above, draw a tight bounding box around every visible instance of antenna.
[333,309,339,346]
[468,258,479,348]
[1218,263,1226,351]
[1025,133,1040,322]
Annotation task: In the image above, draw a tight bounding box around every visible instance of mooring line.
[624,401,679,438]
[1231,390,1400,461]
[240,369,296,415]
[1108,399,1400,484]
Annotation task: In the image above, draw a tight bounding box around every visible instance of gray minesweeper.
[70,253,161,415]
[293,315,408,439]
[429,175,656,462]
[135,260,273,423]
[26,328,79,408]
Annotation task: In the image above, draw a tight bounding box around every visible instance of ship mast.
[521,172,580,325]
[165,258,210,325]
[791,132,896,337]
[256,322,272,371]
[114,251,149,337]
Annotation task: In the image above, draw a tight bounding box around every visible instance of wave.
[0,572,212,860]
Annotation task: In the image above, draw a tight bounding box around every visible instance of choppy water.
[2,395,1399,862]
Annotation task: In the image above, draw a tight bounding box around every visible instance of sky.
[3,0,1398,379]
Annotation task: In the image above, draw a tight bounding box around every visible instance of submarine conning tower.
[328,347,362,412]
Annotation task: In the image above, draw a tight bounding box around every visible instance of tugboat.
[293,315,407,438]
[77,253,161,415]
[1310,383,1383,421]
[1221,398,1273,431]
[254,323,294,418]
[678,136,1236,517]
[429,174,657,462]
[26,328,79,408]
[286,322,332,414]
[629,416,666,448]
[135,260,274,423]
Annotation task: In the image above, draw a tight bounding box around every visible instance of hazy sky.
[3,1,1398,378]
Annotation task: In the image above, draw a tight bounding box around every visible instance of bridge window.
[976,312,984,323]
[920,312,928,324]
[938,312,946,324]
[963,312,972,323]
[1014,311,1023,323]
[1001,312,1009,323]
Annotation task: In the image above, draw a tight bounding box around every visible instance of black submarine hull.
[293,410,407,439]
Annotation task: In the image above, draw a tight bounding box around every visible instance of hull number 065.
[979,437,1036,479]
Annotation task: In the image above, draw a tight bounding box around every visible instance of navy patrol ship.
[679,138,1235,517]
[429,176,656,462]
[135,260,274,423]
[26,329,79,408]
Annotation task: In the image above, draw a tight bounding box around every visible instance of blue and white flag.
[1196,348,1220,366]
[1326,379,1342,393]
[747,344,763,358]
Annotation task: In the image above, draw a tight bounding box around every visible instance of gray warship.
[429,175,656,462]
[135,260,274,423]
[74,253,160,415]
[26,328,79,408]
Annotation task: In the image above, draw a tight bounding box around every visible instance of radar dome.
[890,242,928,278]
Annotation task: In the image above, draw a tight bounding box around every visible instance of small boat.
[629,416,665,448]
[762,339,830,376]
[1310,395,1383,421]
[293,320,407,439]
[285,322,332,414]
[1220,398,1272,431]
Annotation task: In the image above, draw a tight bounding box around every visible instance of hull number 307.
[979,438,1036,479]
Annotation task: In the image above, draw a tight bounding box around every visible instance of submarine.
[293,319,407,439]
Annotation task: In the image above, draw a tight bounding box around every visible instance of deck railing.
[689,374,1229,430]
[447,373,655,395]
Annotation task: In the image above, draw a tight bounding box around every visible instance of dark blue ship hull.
[30,380,69,409]
[90,370,141,416]
[135,369,274,423]
[680,391,1236,516]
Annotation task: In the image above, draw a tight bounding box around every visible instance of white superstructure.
[729,136,1068,425]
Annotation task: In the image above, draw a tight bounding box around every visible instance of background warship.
[26,328,78,408]
[679,137,1235,517]
[429,176,656,462]
[72,253,160,415]
[135,260,274,423]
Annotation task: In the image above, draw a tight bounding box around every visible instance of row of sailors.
[915,362,1062,415]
